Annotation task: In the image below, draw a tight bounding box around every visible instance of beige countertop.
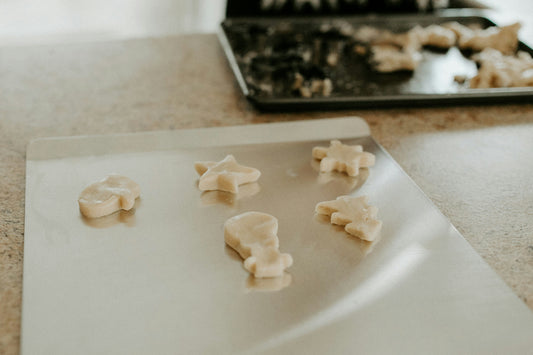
[1,30,533,354]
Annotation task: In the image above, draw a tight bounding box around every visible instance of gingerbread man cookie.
[195,155,261,193]
[315,195,382,242]
[312,140,375,177]
[224,212,293,278]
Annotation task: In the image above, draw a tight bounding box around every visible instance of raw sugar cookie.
[315,195,381,242]
[370,44,422,73]
[469,48,533,88]
[195,155,261,193]
[312,140,375,177]
[415,25,456,49]
[224,212,293,278]
[443,22,521,55]
[78,174,140,218]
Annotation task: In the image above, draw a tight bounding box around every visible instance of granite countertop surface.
[1,28,533,354]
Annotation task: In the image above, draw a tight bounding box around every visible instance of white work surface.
[21,118,533,354]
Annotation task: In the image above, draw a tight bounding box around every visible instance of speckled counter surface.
[1,33,532,354]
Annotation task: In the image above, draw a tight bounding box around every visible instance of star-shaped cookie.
[312,140,375,177]
[194,155,261,193]
[315,195,382,242]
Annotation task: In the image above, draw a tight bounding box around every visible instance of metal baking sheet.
[22,118,533,354]
[219,9,533,110]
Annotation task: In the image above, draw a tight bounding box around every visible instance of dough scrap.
[443,22,521,55]
[415,25,456,49]
[370,44,422,72]
[292,73,333,98]
[224,212,293,278]
[312,140,375,176]
[353,22,519,73]
[353,25,382,43]
[469,48,533,88]
[78,174,140,218]
[373,29,422,51]
[354,26,421,51]
[195,155,261,193]
[315,195,382,242]
[353,24,456,73]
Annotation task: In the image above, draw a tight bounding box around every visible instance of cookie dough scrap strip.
[374,24,458,51]
[194,155,261,194]
[78,174,140,218]
[369,44,422,73]
[224,212,293,278]
[353,24,456,73]
[312,140,375,177]
[469,48,533,88]
[352,26,422,72]
[315,195,382,242]
[443,22,521,55]
[353,25,421,50]
[414,24,456,49]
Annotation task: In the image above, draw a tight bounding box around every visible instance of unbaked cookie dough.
[195,155,261,193]
[469,48,533,88]
[443,22,521,55]
[354,24,457,72]
[224,212,293,278]
[370,44,422,73]
[315,195,382,242]
[312,140,375,177]
[78,174,140,218]
[415,24,456,49]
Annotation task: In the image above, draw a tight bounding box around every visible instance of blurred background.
[0,0,530,46]
[0,0,226,46]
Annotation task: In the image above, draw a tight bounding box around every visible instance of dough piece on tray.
[78,174,140,218]
[354,24,454,65]
[293,73,333,98]
[415,24,457,49]
[353,25,385,44]
[373,29,422,51]
[469,48,533,88]
[370,44,422,72]
[354,25,421,51]
[315,195,382,242]
[224,212,293,278]
[312,140,375,177]
[357,24,457,72]
[443,22,521,55]
[195,155,261,194]
[353,22,519,73]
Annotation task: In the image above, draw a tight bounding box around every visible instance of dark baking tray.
[218,9,533,110]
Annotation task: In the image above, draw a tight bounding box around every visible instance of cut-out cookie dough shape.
[315,195,382,242]
[469,48,533,88]
[78,174,140,218]
[369,44,422,73]
[312,140,375,177]
[443,22,521,55]
[195,155,261,193]
[224,212,293,278]
[414,25,456,49]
